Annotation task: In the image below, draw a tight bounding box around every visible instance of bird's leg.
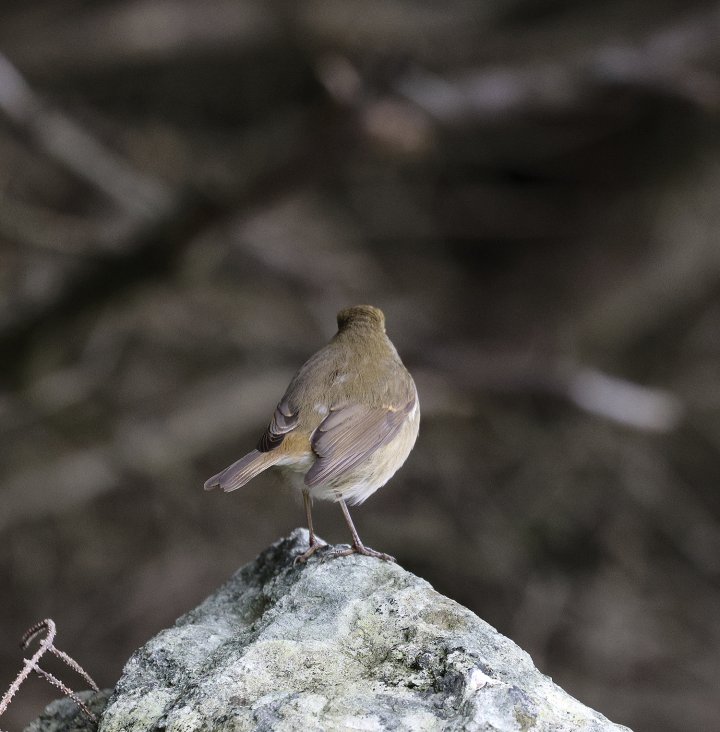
[328,498,395,562]
[294,491,326,564]
[305,490,317,547]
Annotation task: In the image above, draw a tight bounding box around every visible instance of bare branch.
[0,51,172,217]
[0,619,57,722]
[0,619,99,728]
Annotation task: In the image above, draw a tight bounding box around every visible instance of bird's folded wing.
[257,399,299,452]
[304,397,415,487]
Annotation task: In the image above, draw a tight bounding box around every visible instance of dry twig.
[0,619,99,730]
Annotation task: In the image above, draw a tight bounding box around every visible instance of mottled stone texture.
[29,531,631,731]
[101,530,631,731]
[23,690,112,732]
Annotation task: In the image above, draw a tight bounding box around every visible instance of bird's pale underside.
[204,305,420,562]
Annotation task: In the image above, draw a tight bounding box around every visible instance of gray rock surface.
[93,529,630,732]
[23,690,112,732]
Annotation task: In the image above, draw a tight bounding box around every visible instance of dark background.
[2,1,720,730]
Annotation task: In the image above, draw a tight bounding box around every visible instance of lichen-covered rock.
[23,690,112,732]
[93,529,630,732]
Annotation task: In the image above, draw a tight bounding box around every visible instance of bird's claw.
[322,543,395,563]
[293,541,327,565]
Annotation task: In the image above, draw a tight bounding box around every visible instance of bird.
[204,305,420,563]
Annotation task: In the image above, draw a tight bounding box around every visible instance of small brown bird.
[204,305,419,563]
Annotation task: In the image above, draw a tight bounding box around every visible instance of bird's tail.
[203,450,280,492]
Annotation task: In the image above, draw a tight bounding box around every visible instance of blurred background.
[1,1,720,730]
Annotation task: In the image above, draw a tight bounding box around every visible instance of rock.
[23,690,112,732]
[92,529,630,732]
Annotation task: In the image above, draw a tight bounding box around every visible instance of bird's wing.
[257,398,299,452]
[304,396,416,487]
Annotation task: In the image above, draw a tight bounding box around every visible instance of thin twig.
[29,667,96,722]
[0,618,99,728]
[47,647,100,693]
[0,619,57,721]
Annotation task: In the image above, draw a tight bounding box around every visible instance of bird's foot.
[323,542,395,563]
[293,539,328,565]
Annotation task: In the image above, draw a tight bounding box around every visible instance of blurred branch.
[422,349,685,432]
[0,48,322,382]
[577,159,720,356]
[0,198,107,255]
[565,367,684,432]
[1,0,278,73]
[318,5,720,136]
[0,369,292,531]
[0,51,172,217]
